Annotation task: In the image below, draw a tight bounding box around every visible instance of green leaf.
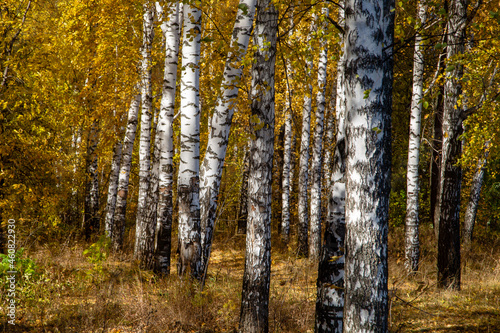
[238,3,249,15]
[372,127,382,134]
[445,65,455,72]
[423,101,429,109]
[363,89,371,99]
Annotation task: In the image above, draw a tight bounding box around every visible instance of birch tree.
[83,120,100,241]
[315,5,346,332]
[435,0,466,290]
[297,29,314,257]
[199,0,257,281]
[113,94,141,251]
[309,8,329,260]
[343,0,394,330]
[154,1,181,275]
[404,0,427,273]
[177,0,202,279]
[239,0,277,330]
[134,1,156,268]
[104,141,122,239]
[237,147,250,234]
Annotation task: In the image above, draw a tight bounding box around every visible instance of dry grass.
[1,225,499,332]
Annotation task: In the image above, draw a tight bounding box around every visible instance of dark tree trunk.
[237,148,250,234]
[83,120,100,241]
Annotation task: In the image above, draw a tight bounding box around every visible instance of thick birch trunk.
[104,141,123,239]
[154,1,181,275]
[309,8,329,260]
[177,1,202,279]
[134,2,156,268]
[239,1,277,331]
[199,0,257,281]
[343,0,394,331]
[404,0,427,273]
[113,94,141,251]
[315,6,346,333]
[83,120,100,241]
[436,0,466,291]
[463,145,489,245]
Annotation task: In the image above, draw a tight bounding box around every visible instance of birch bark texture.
[297,27,314,257]
[436,0,466,291]
[199,0,256,281]
[113,94,140,251]
[177,1,202,279]
[154,1,181,275]
[309,8,329,260]
[463,144,489,245]
[134,2,156,268]
[239,0,277,331]
[281,8,295,245]
[343,0,394,331]
[404,0,427,273]
[315,5,346,332]
[105,141,122,239]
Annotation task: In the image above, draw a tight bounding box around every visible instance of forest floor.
[1,224,500,332]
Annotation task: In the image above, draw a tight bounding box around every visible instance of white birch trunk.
[134,2,156,268]
[281,111,293,244]
[297,35,313,256]
[113,94,141,251]
[463,144,489,245]
[315,5,346,332]
[154,1,181,275]
[104,141,123,239]
[309,8,329,260]
[343,0,394,331]
[404,0,427,273]
[178,1,202,279]
[83,120,100,241]
[239,1,277,330]
[199,0,257,282]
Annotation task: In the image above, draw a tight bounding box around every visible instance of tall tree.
[239,0,277,330]
[199,0,257,282]
[237,147,250,234]
[83,120,100,241]
[315,5,346,332]
[113,94,141,251]
[154,1,181,275]
[177,0,202,279]
[134,1,156,268]
[309,8,329,260]
[104,141,122,239]
[297,23,314,257]
[435,0,467,290]
[343,0,394,331]
[404,0,427,273]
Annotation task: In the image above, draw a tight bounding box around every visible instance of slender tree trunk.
[199,0,257,282]
[297,36,313,257]
[237,148,250,234]
[105,141,123,239]
[463,144,489,245]
[315,5,346,332]
[154,1,181,275]
[404,0,427,273]
[322,96,336,201]
[113,94,141,251]
[343,0,394,331]
[83,120,100,241]
[177,0,202,279]
[134,2,156,268]
[309,8,329,260]
[281,112,292,243]
[239,0,277,331]
[436,0,466,291]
